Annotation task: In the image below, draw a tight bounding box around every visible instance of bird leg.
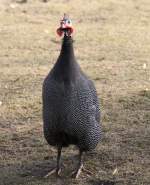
[71,150,84,178]
[71,150,93,178]
[44,146,62,178]
[71,150,82,178]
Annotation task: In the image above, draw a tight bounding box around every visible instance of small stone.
[44,29,49,34]
[10,4,18,9]
[143,63,146,69]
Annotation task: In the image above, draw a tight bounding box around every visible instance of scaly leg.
[72,150,83,178]
[44,146,62,178]
[71,150,93,178]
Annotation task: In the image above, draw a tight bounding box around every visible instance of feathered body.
[42,35,101,152]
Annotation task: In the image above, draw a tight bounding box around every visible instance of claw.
[82,167,93,175]
[71,164,83,179]
[71,164,93,179]
[44,168,61,178]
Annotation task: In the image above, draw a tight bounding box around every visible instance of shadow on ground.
[90,179,116,185]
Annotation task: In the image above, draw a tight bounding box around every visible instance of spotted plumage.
[42,28,101,178]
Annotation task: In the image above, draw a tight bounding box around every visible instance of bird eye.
[67,20,71,24]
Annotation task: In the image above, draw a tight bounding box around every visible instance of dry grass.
[0,0,150,185]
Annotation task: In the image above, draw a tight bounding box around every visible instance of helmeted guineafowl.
[42,14,101,178]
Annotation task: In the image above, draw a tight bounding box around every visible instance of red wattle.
[56,27,74,37]
[57,28,63,37]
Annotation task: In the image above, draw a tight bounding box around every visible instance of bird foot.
[44,168,61,178]
[71,164,93,179]
[82,167,93,175]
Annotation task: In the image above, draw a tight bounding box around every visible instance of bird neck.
[59,35,75,62]
[53,35,80,83]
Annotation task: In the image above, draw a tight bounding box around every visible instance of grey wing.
[88,80,100,122]
[42,77,63,145]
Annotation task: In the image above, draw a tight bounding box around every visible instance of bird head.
[57,14,74,37]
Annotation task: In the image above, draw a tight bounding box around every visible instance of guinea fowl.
[42,14,101,178]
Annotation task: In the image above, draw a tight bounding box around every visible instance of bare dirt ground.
[0,0,150,185]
